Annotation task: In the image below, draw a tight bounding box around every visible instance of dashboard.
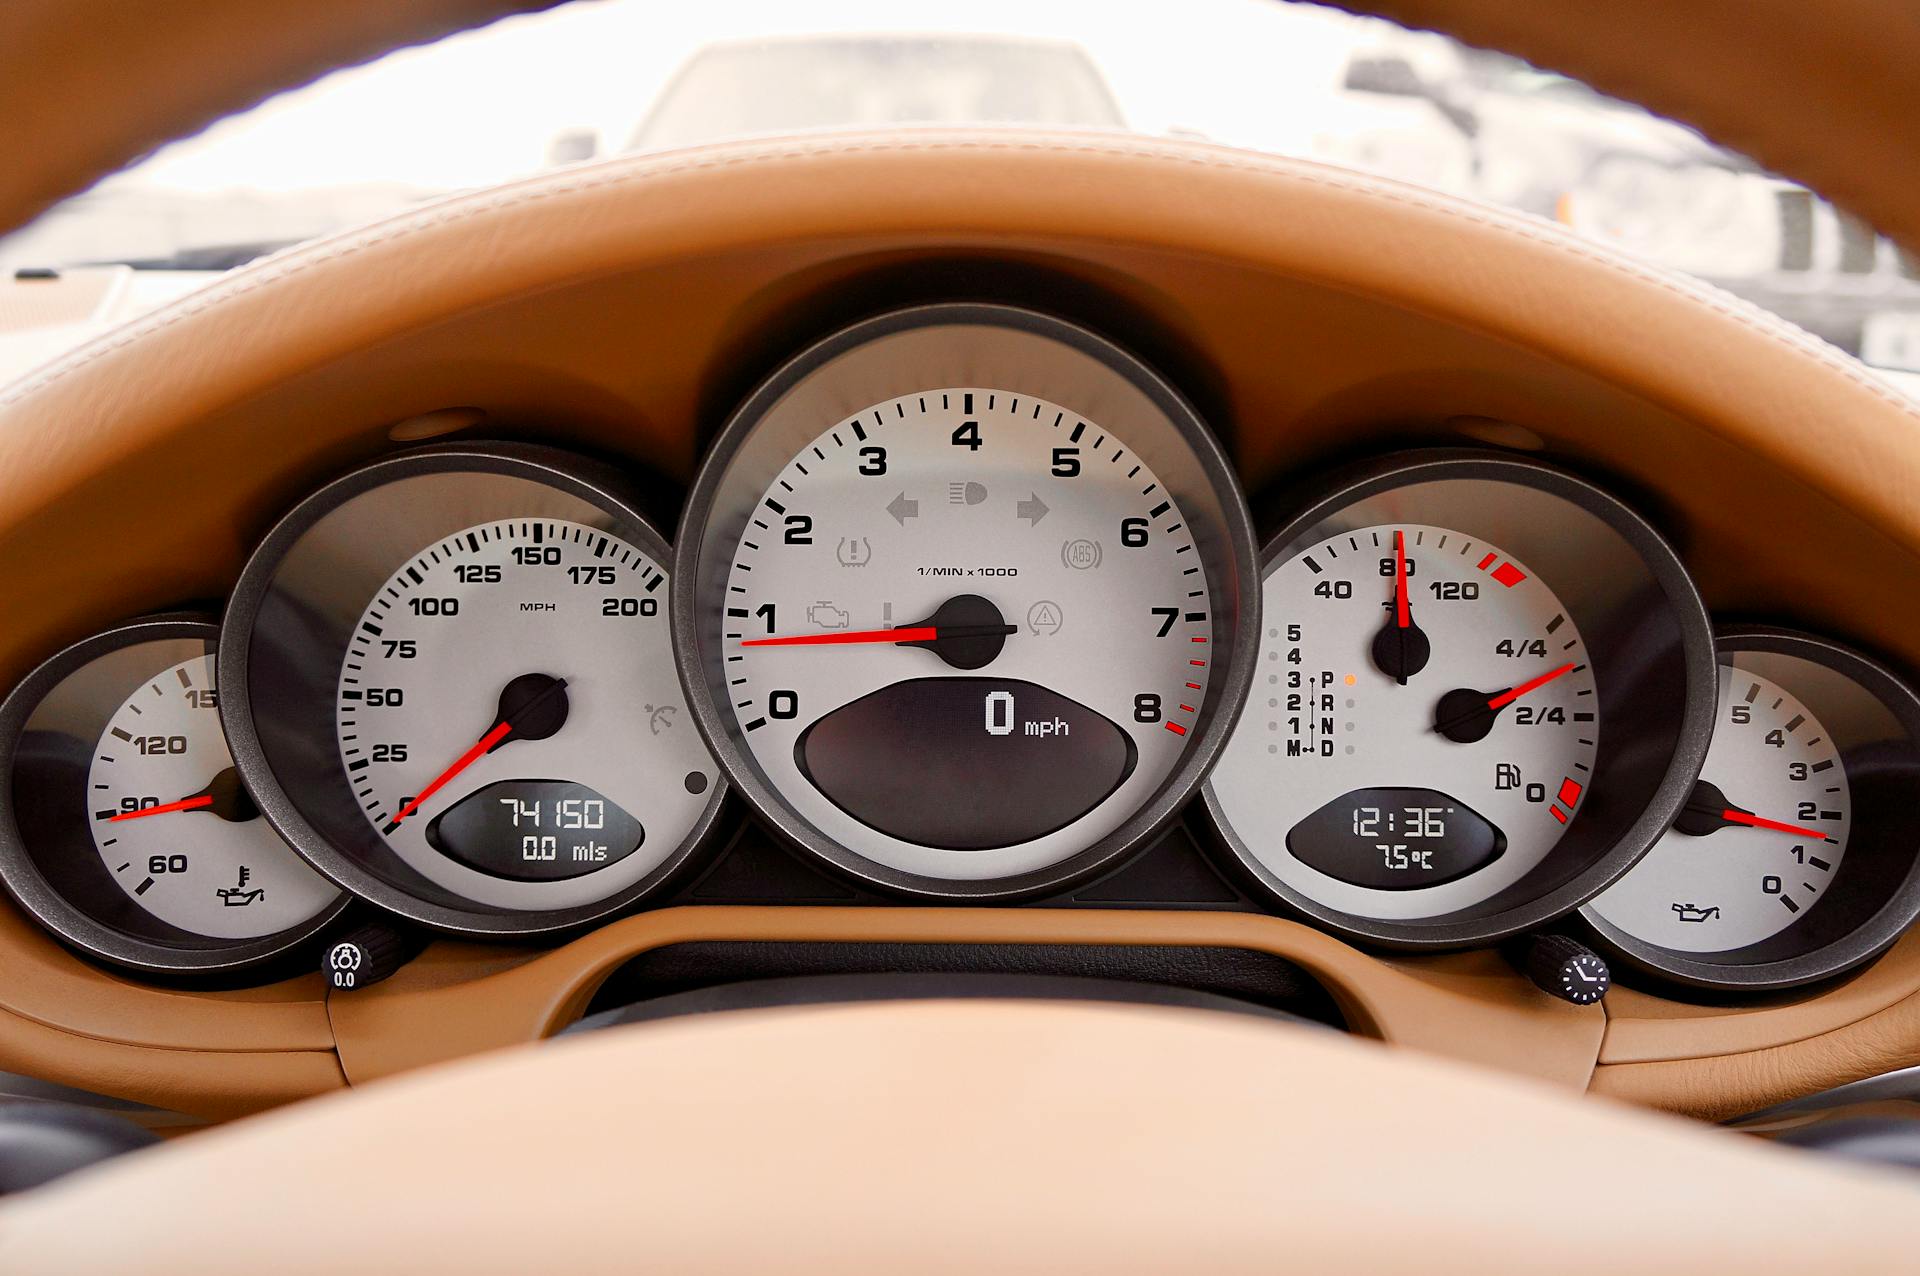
[5,297,1920,1012]
[4,133,1920,1130]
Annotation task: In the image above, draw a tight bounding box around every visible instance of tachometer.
[676,304,1258,897]
[1584,627,1920,990]
[222,445,726,935]
[1203,452,1715,947]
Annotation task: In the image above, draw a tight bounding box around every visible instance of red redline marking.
[1558,777,1583,808]
[1550,805,1568,824]
[1189,660,1207,667]
[1476,552,1498,571]
[1190,636,1208,643]
[1163,721,1188,736]
[1178,704,1196,713]
[1491,561,1527,589]
[1185,682,1202,691]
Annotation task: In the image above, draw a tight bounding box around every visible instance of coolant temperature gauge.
[1204,453,1716,949]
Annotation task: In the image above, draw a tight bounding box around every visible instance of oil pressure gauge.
[1584,627,1920,990]
[1203,452,1716,948]
[0,617,346,974]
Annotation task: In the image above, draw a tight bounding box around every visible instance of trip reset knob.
[323,921,412,991]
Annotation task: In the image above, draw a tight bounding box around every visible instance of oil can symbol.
[837,537,871,567]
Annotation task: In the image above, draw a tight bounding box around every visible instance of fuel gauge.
[1203,452,1716,949]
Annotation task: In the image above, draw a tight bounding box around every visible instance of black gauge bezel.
[1580,625,1920,992]
[674,303,1261,900]
[1201,450,1717,949]
[220,443,728,938]
[0,615,350,974]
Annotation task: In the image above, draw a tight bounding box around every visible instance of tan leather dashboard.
[1,132,1919,1123]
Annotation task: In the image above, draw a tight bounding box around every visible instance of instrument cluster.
[3,302,1919,999]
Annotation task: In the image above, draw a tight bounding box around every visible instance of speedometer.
[676,305,1258,897]
[222,445,726,935]
[1203,453,1716,948]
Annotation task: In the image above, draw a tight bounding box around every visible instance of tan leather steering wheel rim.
[2,0,1917,255]
[3,996,1916,1274]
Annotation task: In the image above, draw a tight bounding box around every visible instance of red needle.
[1394,529,1410,628]
[1722,809,1829,839]
[742,627,937,648]
[388,720,513,827]
[107,794,213,822]
[1487,662,1576,710]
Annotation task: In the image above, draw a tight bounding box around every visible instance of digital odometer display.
[425,779,643,882]
[677,306,1258,897]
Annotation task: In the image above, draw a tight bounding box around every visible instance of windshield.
[3,0,1916,390]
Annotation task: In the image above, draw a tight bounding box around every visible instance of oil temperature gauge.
[1585,627,1920,990]
[1204,452,1716,949]
[0,617,346,974]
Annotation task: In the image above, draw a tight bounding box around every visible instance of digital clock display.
[1286,786,1505,890]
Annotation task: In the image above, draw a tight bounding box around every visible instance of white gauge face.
[1590,666,1851,952]
[88,655,336,939]
[1209,523,1599,919]
[335,517,717,911]
[719,388,1216,882]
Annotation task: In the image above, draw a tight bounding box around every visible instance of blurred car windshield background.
[3,0,1916,395]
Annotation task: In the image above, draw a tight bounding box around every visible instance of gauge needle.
[107,794,211,821]
[741,594,1016,671]
[1487,662,1577,710]
[1433,662,1577,744]
[385,674,569,831]
[1673,779,1835,841]
[1370,529,1431,684]
[106,766,258,823]
[1722,809,1831,839]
